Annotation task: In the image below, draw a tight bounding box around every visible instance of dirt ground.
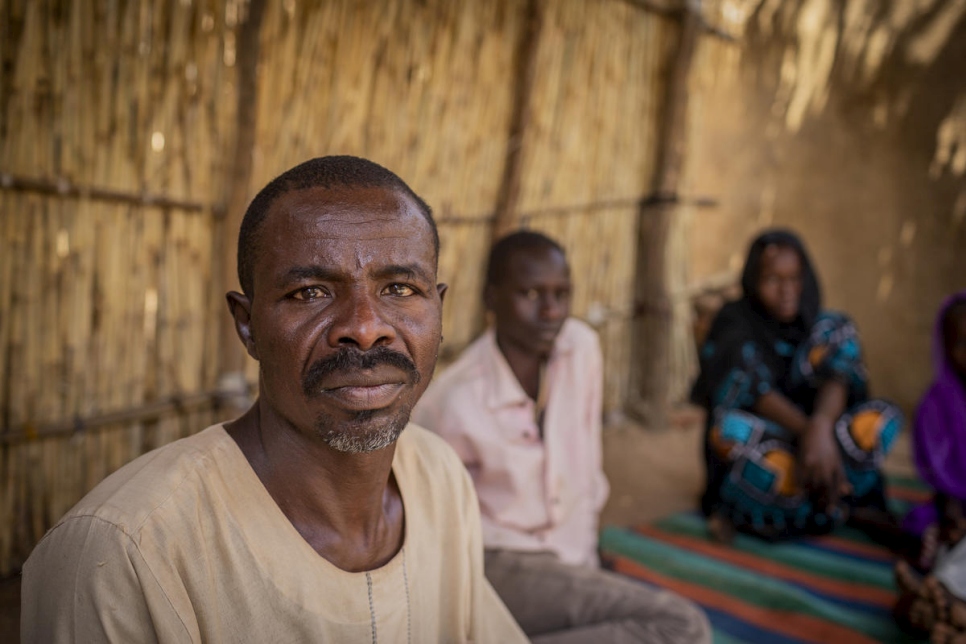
[1,417,916,642]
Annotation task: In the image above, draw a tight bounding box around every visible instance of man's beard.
[302,346,420,454]
[315,404,413,453]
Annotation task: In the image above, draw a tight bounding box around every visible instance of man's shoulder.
[418,334,493,405]
[396,423,468,477]
[557,318,601,360]
[49,424,234,537]
[437,333,494,383]
[561,317,600,346]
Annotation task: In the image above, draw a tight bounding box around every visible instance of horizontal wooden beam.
[436,193,718,226]
[0,173,212,212]
[2,391,223,444]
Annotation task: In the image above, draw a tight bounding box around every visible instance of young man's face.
[487,246,571,359]
[229,185,446,453]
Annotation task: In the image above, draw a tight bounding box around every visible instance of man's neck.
[225,401,404,573]
[496,332,548,401]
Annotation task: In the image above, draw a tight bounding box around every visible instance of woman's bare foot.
[925,575,966,641]
[894,561,935,635]
[931,621,966,644]
[927,576,966,626]
[927,576,951,625]
[708,512,736,545]
[911,594,940,635]
[896,559,923,595]
[952,598,966,631]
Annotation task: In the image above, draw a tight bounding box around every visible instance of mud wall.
[685,0,966,412]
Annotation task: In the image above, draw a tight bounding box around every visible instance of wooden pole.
[216,0,266,389]
[627,0,701,428]
[491,0,544,240]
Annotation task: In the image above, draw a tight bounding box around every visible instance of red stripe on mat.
[634,525,895,607]
[609,555,881,644]
[810,534,894,562]
[887,486,932,504]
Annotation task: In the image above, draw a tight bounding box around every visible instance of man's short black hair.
[237,155,439,297]
[485,230,567,287]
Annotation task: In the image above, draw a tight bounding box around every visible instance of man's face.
[231,185,445,453]
[756,245,803,323]
[487,246,571,358]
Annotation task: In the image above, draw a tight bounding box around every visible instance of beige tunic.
[22,424,526,643]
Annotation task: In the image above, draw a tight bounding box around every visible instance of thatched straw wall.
[241,0,677,412]
[243,0,525,383]
[0,0,679,574]
[0,0,241,572]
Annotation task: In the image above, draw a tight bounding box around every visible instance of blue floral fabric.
[701,312,903,538]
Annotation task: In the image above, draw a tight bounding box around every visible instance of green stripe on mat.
[600,526,901,642]
[887,475,931,492]
[655,513,895,589]
[712,629,748,644]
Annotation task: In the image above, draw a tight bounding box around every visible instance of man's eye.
[292,286,327,301]
[384,284,416,297]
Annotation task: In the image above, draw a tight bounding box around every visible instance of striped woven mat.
[600,476,931,643]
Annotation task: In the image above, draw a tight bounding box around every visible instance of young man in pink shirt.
[414,231,710,643]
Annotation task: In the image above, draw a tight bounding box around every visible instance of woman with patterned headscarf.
[691,229,903,542]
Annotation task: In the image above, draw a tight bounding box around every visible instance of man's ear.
[436,283,448,304]
[226,291,259,361]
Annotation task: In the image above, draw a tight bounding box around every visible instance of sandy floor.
[1,417,916,642]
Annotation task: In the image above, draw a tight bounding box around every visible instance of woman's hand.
[798,415,850,511]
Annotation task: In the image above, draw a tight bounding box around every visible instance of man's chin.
[314,406,412,454]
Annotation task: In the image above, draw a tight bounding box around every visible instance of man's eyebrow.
[373,264,434,283]
[278,266,343,286]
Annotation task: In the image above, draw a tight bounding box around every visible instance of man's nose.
[326,290,395,350]
[539,294,567,321]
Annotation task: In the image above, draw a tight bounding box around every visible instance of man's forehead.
[261,186,425,241]
[508,246,568,271]
[500,247,570,287]
[255,185,436,275]
[270,184,412,222]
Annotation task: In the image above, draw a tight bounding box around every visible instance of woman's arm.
[754,380,850,510]
[752,391,810,435]
[799,379,849,511]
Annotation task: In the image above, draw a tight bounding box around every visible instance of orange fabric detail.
[762,450,799,496]
[808,346,828,368]
[709,425,734,460]
[850,411,881,452]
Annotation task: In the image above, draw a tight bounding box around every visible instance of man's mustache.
[302,346,420,395]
